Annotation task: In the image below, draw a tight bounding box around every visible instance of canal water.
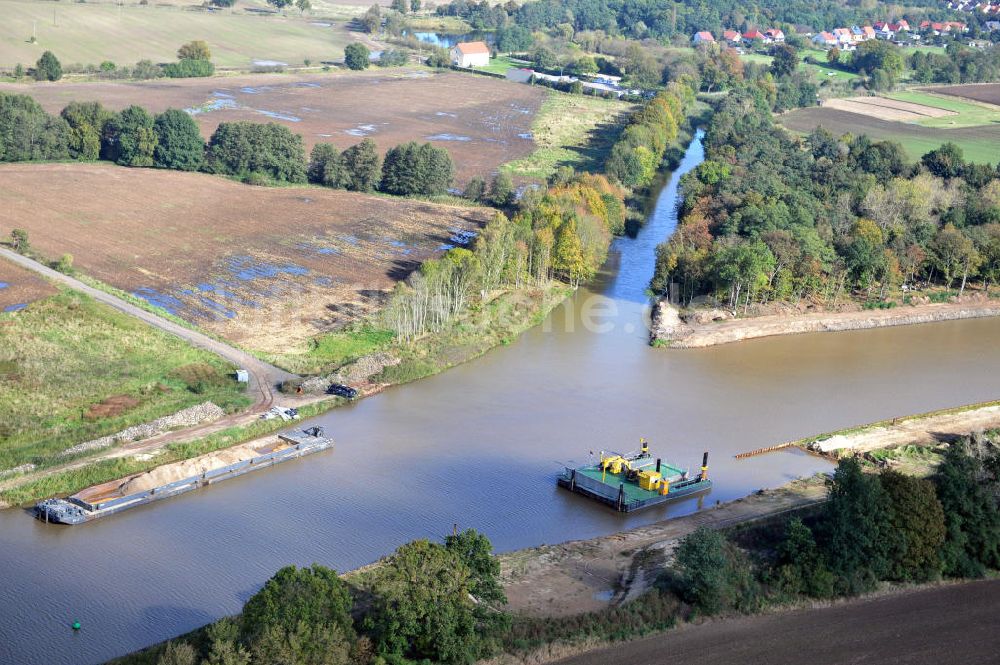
[3,132,1000,665]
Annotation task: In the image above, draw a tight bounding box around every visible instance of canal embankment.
[651,297,1000,348]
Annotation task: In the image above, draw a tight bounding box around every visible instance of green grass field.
[503,90,632,180]
[887,90,1000,128]
[0,289,249,473]
[473,54,532,75]
[741,49,858,82]
[0,0,355,69]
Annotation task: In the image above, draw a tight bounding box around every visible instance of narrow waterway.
[3,133,1000,665]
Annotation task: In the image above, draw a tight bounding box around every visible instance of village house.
[450,41,490,68]
[812,31,839,47]
[765,28,785,42]
[722,29,742,45]
[692,31,716,45]
[833,27,854,45]
[743,28,771,44]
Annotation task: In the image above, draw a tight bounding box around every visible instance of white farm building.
[450,41,490,68]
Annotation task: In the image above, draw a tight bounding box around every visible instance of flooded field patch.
[0,163,491,352]
[0,71,545,183]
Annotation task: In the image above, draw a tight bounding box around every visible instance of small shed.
[235,369,249,383]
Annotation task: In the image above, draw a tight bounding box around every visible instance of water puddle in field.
[518,132,532,139]
[255,110,302,122]
[344,124,377,137]
[3,303,26,312]
[295,82,321,88]
[251,60,287,67]
[132,288,184,316]
[225,256,309,281]
[435,111,458,118]
[427,133,472,142]
[186,98,237,115]
[309,22,332,27]
[0,282,8,289]
[437,228,478,250]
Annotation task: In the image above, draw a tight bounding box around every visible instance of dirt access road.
[0,247,306,502]
[556,579,1000,665]
[0,247,295,403]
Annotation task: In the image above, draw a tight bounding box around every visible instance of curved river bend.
[3,133,1000,665]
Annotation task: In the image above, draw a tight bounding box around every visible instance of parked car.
[260,406,300,421]
[326,383,358,399]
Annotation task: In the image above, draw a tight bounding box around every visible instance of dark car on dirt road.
[326,384,358,399]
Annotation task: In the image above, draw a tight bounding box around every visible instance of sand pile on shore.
[118,439,275,494]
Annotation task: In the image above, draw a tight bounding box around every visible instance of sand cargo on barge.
[558,440,711,512]
[35,428,333,525]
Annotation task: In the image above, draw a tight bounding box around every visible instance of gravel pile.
[59,401,226,457]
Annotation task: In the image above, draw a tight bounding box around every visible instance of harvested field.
[0,162,491,352]
[0,70,545,183]
[557,581,1000,665]
[0,0,357,69]
[928,82,1000,106]
[780,106,1000,164]
[821,95,956,122]
[0,256,55,312]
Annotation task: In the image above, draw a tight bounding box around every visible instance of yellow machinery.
[637,470,661,491]
[599,454,630,475]
[599,439,652,476]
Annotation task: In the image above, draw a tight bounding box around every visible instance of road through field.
[556,580,1000,665]
[0,247,294,409]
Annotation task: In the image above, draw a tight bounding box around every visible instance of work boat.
[558,439,711,512]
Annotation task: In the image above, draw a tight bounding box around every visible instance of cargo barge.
[557,440,711,512]
[35,427,332,525]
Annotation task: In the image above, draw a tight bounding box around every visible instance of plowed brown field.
[0,257,55,312]
[926,82,1000,106]
[0,70,544,183]
[0,162,490,352]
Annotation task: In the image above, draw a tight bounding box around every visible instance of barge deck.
[35,428,333,525]
[558,446,712,512]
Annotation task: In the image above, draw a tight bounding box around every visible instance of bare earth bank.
[651,298,1000,348]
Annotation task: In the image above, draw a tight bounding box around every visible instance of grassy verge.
[793,399,1000,449]
[503,91,633,181]
[266,326,396,375]
[0,399,339,507]
[0,289,249,474]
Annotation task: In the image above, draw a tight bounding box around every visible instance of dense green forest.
[651,86,1000,312]
[436,0,950,40]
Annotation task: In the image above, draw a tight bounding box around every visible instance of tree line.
[605,85,689,189]
[651,85,1000,312]
[671,436,999,619]
[0,92,458,194]
[382,172,626,339]
[434,0,950,44]
[133,529,509,665]
[7,42,215,83]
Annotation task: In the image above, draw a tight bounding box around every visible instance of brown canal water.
[2,132,1000,665]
